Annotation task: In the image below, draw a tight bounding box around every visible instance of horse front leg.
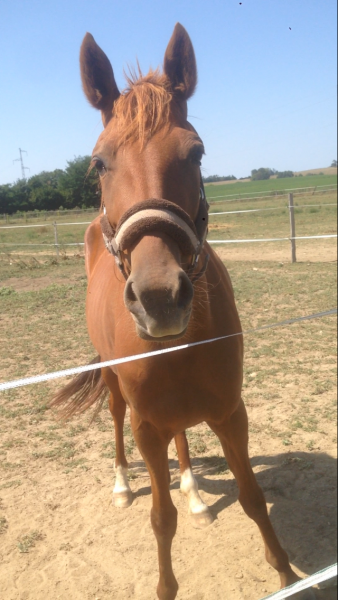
[103,367,133,508]
[109,391,133,508]
[131,411,178,600]
[174,431,213,528]
[208,399,316,600]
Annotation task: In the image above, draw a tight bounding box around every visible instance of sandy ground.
[0,245,336,600]
[294,168,337,177]
[5,239,337,266]
[215,239,337,264]
[0,420,336,600]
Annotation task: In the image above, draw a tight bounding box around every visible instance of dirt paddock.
[0,243,336,600]
[215,239,337,264]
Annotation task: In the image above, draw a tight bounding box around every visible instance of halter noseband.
[100,182,209,282]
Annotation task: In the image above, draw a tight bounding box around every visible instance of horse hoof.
[113,491,133,508]
[157,575,179,600]
[190,508,214,529]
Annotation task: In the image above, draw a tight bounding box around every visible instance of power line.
[13,148,30,180]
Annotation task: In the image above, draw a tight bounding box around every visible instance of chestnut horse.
[52,23,314,600]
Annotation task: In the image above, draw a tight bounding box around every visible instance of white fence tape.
[292,203,337,209]
[209,203,337,216]
[51,222,92,226]
[0,308,336,393]
[0,235,336,248]
[0,242,85,247]
[209,234,337,244]
[210,238,290,244]
[1,205,337,230]
[291,234,337,240]
[210,208,283,216]
[0,222,92,230]
[261,563,337,600]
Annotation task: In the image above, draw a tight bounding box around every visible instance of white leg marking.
[180,468,208,515]
[113,465,133,508]
[113,465,131,495]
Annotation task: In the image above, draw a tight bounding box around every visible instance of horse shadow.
[130,451,337,594]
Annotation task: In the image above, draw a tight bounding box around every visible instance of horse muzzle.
[124,267,194,340]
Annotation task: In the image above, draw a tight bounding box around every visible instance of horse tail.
[49,355,108,421]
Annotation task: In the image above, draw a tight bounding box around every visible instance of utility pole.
[13,148,29,180]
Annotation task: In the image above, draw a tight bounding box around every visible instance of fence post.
[53,221,59,257]
[288,193,296,263]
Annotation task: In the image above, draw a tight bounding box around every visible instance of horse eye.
[93,158,106,175]
[189,147,204,166]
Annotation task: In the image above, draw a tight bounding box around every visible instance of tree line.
[205,161,336,183]
[202,174,237,183]
[202,169,295,182]
[0,156,100,215]
[1,156,336,214]
[251,168,294,180]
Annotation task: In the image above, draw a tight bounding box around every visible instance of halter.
[100,178,209,282]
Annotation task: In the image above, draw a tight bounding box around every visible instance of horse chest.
[116,351,241,429]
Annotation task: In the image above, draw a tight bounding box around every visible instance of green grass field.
[208,191,337,242]
[205,174,337,202]
[0,188,336,252]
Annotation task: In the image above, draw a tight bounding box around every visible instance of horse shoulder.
[84,216,106,278]
[207,245,236,298]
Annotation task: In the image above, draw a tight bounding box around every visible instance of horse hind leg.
[103,368,133,508]
[208,400,316,599]
[174,432,213,528]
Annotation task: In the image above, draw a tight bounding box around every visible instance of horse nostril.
[124,279,138,305]
[177,272,194,310]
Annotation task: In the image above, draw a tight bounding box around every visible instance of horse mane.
[113,66,173,147]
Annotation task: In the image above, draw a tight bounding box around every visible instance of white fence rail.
[0,203,336,228]
[0,196,337,262]
[209,234,337,244]
[209,202,336,216]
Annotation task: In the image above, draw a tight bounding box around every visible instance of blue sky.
[0,0,336,185]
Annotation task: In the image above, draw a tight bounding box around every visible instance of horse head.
[80,23,208,341]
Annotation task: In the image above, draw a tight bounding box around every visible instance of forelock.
[113,67,173,147]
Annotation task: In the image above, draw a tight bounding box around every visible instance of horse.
[51,23,315,600]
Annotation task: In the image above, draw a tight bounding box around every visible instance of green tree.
[0,184,13,214]
[26,170,65,211]
[276,171,294,179]
[58,156,100,208]
[202,174,237,183]
[6,179,30,213]
[251,168,273,181]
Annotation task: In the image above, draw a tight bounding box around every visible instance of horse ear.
[163,23,197,101]
[80,33,120,127]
